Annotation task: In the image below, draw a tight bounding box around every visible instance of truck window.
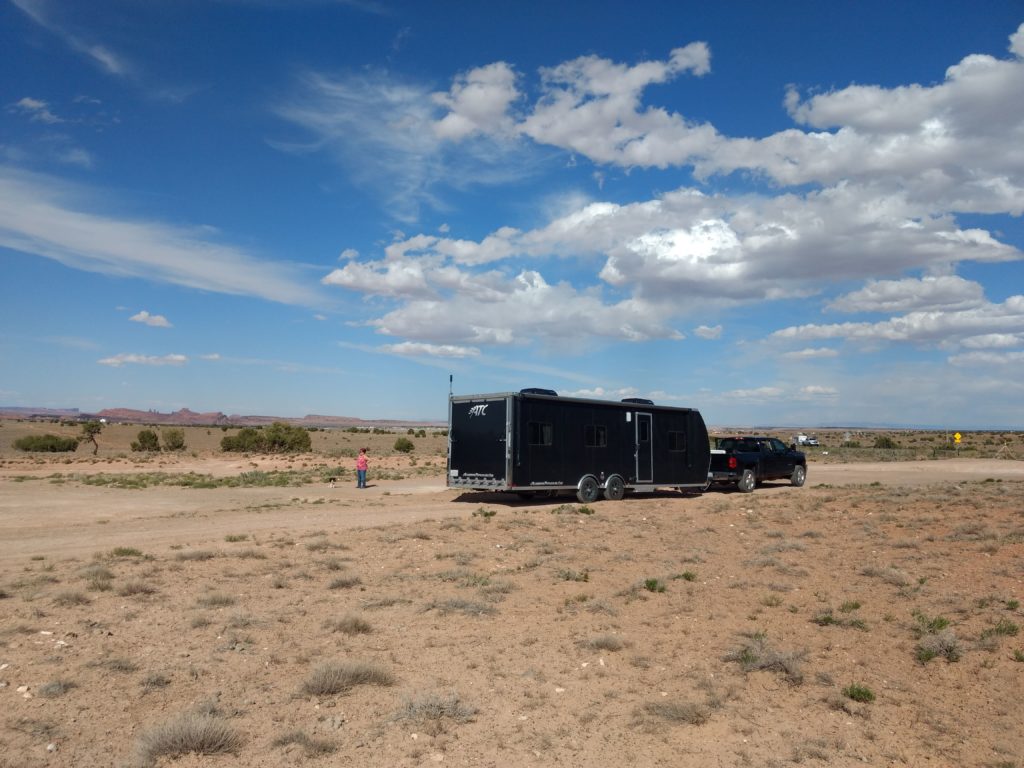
[584,424,607,448]
[769,438,788,453]
[668,431,686,452]
[528,422,553,446]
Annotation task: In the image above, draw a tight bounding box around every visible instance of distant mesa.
[0,406,442,429]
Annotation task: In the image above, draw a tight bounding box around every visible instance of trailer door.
[636,412,653,483]
[449,396,510,486]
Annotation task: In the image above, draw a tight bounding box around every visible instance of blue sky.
[2,1,1023,427]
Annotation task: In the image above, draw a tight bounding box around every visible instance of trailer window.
[528,422,553,446]
[668,431,686,452]
[638,420,650,442]
[584,424,607,448]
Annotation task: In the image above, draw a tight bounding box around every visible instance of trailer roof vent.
[520,387,558,397]
[621,397,654,405]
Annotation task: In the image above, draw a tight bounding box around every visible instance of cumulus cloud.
[0,168,323,306]
[773,295,1024,345]
[379,341,480,358]
[432,62,520,140]
[783,347,839,359]
[948,350,1024,366]
[200,353,221,361]
[98,353,187,367]
[561,386,640,399]
[694,324,722,340]
[129,310,172,328]
[798,385,838,397]
[827,276,986,314]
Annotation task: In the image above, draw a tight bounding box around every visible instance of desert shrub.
[391,691,477,730]
[873,436,899,449]
[131,429,161,452]
[724,633,806,684]
[221,422,310,453]
[843,683,875,703]
[644,700,710,725]
[38,680,76,697]
[393,437,414,453]
[300,660,394,696]
[324,615,372,635]
[271,731,336,756]
[135,712,242,766]
[161,428,186,451]
[13,434,79,452]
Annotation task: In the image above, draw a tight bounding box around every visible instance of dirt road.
[2,459,1021,564]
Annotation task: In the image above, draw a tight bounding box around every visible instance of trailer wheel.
[603,476,625,501]
[737,469,756,493]
[791,465,806,487]
[576,476,600,504]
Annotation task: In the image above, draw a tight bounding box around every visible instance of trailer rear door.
[636,412,653,483]
[448,396,510,486]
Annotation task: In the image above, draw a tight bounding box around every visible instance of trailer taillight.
[728,456,737,469]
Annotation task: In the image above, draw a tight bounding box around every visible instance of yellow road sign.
[954,432,962,444]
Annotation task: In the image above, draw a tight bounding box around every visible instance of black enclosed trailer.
[447,389,711,502]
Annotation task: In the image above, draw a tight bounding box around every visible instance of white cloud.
[274,69,535,223]
[9,97,62,124]
[519,43,714,168]
[200,353,221,361]
[432,62,520,141]
[783,347,839,359]
[0,168,322,306]
[129,310,172,328]
[98,353,187,367]
[561,386,640,399]
[827,276,986,313]
[10,0,133,76]
[960,333,1023,349]
[948,350,1024,367]
[773,295,1024,345]
[694,324,722,340]
[379,341,480,358]
[722,386,785,400]
[338,248,359,261]
[798,385,838,397]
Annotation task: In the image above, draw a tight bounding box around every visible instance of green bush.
[14,434,79,452]
[162,428,186,451]
[873,436,899,449]
[393,437,414,453]
[221,422,311,453]
[131,430,161,452]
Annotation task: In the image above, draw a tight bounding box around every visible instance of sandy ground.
[1,456,1022,767]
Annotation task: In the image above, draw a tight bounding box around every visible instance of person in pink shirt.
[356,448,369,488]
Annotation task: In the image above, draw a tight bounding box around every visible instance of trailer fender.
[603,475,626,501]
[576,475,601,504]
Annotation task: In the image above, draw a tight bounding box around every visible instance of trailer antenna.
[449,373,453,397]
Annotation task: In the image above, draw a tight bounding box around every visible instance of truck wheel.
[737,469,756,493]
[577,476,600,504]
[603,476,625,501]
[791,465,806,487]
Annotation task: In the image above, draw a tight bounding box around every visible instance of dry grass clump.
[724,633,806,684]
[174,549,217,561]
[643,700,710,725]
[271,730,336,756]
[391,691,477,734]
[422,598,496,616]
[861,565,910,587]
[328,575,362,589]
[38,680,76,697]
[580,634,626,652]
[118,580,157,596]
[195,593,236,608]
[52,589,90,606]
[134,712,243,766]
[300,660,395,696]
[324,614,372,635]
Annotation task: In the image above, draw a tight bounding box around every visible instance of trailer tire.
[791,465,806,487]
[603,476,626,501]
[737,469,756,493]
[577,476,600,504]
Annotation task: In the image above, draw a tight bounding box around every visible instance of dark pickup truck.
[708,436,807,492]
